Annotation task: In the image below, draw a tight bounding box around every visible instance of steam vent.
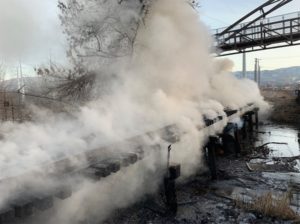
[0,0,299,223]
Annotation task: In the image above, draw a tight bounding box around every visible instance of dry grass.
[261,89,300,126]
[235,191,300,221]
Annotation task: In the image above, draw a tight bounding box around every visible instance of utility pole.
[49,48,52,68]
[258,63,261,87]
[254,58,258,83]
[16,67,20,91]
[254,58,261,86]
[19,59,25,103]
[242,52,246,78]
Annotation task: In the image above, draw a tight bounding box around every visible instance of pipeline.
[0,103,259,222]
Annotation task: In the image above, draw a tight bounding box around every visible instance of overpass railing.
[214,11,300,54]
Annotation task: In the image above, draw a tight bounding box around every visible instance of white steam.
[0,0,269,223]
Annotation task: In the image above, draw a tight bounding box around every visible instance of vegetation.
[235,191,300,221]
[37,0,200,102]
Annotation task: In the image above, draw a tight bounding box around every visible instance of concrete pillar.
[164,178,177,215]
[242,115,248,139]
[206,136,218,180]
[164,163,180,215]
[255,109,259,130]
[233,124,242,156]
[248,113,254,133]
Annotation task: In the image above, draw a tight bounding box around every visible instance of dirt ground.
[104,155,298,224]
[261,88,300,128]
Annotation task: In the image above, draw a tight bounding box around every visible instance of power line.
[202,14,229,26]
[260,55,300,60]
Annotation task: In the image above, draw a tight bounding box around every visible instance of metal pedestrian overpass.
[214,0,300,56]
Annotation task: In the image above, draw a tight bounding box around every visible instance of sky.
[0,0,299,78]
[0,0,66,78]
[200,0,300,71]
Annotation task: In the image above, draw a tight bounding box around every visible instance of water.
[252,124,300,213]
[255,124,300,158]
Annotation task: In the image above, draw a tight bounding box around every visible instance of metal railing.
[214,11,300,35]
[214,11,300,55]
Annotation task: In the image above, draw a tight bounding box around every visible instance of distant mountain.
[234,66,300,87]
[2,66,300,93]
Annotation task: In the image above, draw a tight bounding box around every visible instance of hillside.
[234,66,300,87]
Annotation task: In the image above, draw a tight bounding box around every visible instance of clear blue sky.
[200,0,300,71]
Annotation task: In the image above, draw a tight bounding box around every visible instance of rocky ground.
[104,89,300,224]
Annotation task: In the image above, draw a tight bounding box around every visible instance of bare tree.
[40,0,150,101]
[36,63,95,102]
[43,0,200,102]
[58,1,144,59]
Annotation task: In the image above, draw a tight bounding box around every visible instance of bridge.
[214,0,300,56]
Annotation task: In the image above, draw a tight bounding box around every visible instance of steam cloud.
[0,0,269,223]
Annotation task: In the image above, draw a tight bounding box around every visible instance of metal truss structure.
[214,0,300,56]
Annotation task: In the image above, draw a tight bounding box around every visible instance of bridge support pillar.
[244,111,254,133]
[248,113,254,133]
[254,109,259,130]
[233,124,242,157]
[221,123,241,157]
[164,163,180,215]
[242,115,248,139]
[206,136,218,180]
